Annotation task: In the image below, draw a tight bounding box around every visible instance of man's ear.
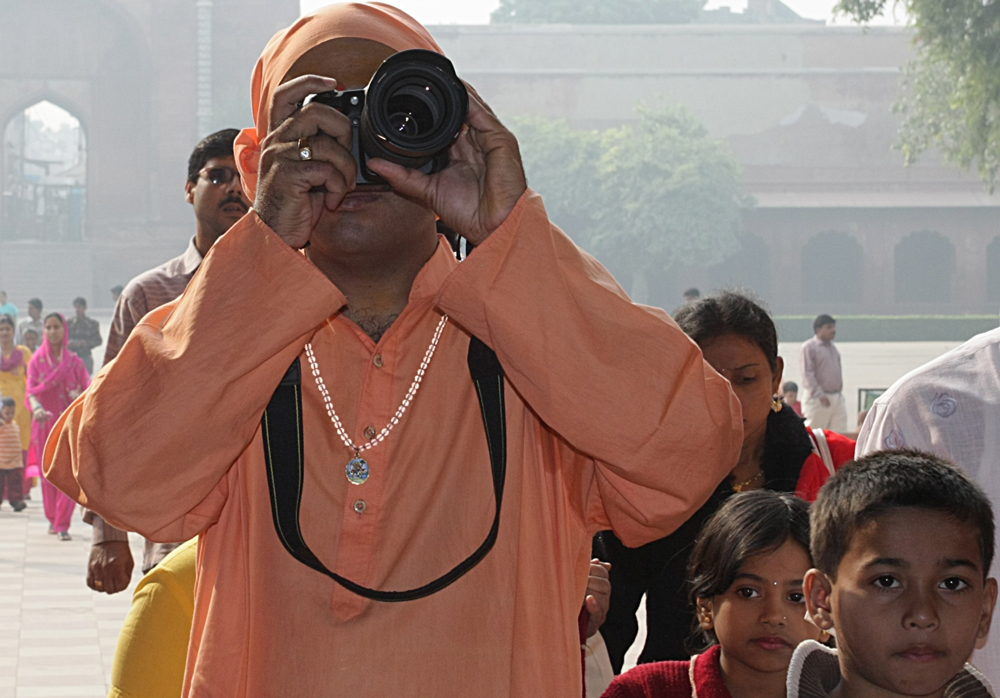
[977,577,998,649]
[238,144,259,176]
[695,597,714,631]
[184,179,195,205]
[804,568,835,632]
[237,147,259,202]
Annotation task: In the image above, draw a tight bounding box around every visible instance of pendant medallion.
[346,457,370,486]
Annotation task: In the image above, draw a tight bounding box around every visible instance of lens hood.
[360,49,469,169]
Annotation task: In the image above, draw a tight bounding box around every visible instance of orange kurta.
[45,191,741,697]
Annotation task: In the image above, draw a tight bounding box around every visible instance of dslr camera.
[304,49,469,186]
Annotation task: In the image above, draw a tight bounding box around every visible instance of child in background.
[602,491,828,698]
[796,450,997,698]
[20,328,38,354]
[782,381,802,418]
[0,397,26,511]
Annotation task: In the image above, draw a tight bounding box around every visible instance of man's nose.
[226,173,247,199]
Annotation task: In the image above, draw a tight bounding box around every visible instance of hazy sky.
[299,0,907,25]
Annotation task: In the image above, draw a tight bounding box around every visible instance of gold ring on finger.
[297,137,313,162]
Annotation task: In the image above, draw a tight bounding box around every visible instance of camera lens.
[360,49,468,171]
[385,83,442,138]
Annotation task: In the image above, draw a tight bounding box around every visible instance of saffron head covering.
[234,2,444,201]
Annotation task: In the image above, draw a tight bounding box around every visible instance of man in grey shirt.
[85,128,249,594]
[799,313,848,432]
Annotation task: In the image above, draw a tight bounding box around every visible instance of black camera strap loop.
[261,336,506,602]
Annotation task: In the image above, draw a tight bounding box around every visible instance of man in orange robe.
[44,4,742,696]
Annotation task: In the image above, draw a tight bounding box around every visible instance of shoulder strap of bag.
[261,335,506,603]
[809,428,835,477]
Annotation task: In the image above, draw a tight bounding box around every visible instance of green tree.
[591,105,750,297]
[507,116,604,246]
[509,105,750,301]
[837,0,1000,188]
[491,0,705,25]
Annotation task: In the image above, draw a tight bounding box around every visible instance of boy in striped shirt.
[0,397,26,511]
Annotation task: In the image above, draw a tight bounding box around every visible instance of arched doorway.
[894,230,956,304]
[2,100,86,241]
[707,233,771,301]
[801,231,863,304]
[0,0,152,239]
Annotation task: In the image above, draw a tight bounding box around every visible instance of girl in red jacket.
[602,491,828,698]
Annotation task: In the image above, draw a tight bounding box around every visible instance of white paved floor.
[0,484,144,698]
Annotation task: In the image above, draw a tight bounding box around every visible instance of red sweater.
[794,428,856,502]
[601,645,733,698]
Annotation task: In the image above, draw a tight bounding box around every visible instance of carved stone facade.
[0,0,297,309]
[2,15,997,314]
[434,24,1000,314]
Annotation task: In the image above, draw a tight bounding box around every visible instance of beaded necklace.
[304,314,449,485]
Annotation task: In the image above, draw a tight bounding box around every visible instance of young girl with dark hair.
[598,291,855,668]
[601,491,827,698]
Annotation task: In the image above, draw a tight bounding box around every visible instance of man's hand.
[820,396,831,408]
[87,541,134,595]
[254,75,359,249]
[367,82,527,247]
[584,559,612,638]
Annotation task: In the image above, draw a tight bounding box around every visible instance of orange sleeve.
[437,190,743,547]
[43,213,345,541]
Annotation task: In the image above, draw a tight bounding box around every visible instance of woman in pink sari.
[26,313,89,540]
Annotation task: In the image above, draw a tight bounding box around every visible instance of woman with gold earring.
[597,292,854,671]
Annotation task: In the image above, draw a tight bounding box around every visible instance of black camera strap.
[261,336,506,602]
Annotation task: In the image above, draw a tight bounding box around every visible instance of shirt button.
[363,425,377,440]
[353,500,367,514]
[373,354,384,368]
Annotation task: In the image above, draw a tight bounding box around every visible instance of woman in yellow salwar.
[0,314,32,498]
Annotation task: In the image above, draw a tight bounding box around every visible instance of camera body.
[304,49,468,187]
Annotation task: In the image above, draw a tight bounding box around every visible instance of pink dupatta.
[25,315,90,473]
[0,347,24,373]
[26,314,89,404]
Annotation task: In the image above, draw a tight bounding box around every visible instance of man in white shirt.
[799,314,848,432]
